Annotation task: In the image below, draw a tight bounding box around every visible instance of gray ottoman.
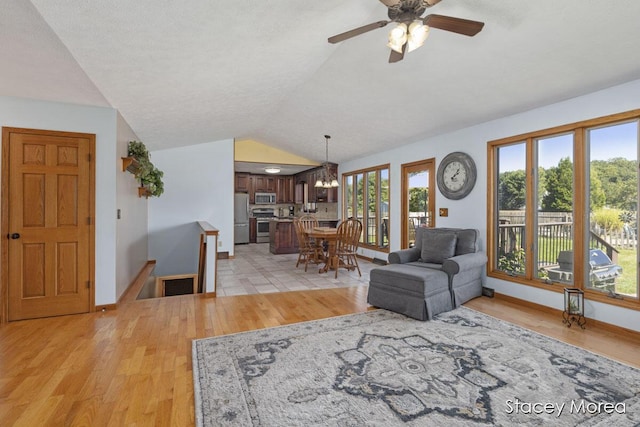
[367,264,452,320]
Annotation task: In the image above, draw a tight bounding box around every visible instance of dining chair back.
[294,218,321,272]
[298,214,319,232]
[333,218,363,278]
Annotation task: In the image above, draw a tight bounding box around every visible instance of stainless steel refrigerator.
[234,193,250,244]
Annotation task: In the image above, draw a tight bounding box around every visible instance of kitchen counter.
[271,217,295,222]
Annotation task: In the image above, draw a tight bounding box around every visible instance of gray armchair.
[368,227,487,320]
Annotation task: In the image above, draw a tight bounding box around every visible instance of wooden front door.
[2,128,95,321]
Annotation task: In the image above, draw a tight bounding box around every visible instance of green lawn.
[615,248,638,296]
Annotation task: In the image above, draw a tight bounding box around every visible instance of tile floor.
[217,243,377,296]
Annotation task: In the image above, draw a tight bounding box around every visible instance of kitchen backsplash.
[306,202,339,219]
[248,202,339,219]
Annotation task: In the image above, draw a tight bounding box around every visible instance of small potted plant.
[127,140,164,197]
[140,165,164,197]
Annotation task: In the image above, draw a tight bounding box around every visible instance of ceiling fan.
[328,0,484,63]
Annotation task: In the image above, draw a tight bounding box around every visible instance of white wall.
[115,112,149,300]
[340,79,640,332]
[148,139,234,276]
[0,95,118,306]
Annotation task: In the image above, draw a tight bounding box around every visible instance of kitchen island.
[269,217,340,254]
[269,218,299,254]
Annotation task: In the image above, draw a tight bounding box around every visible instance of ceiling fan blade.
[423,14,485,37]
[379,0,401,6]
[388,44,406,63]
[328,20,389,44]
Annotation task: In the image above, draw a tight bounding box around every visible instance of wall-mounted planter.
[122,141,164,197]
[121,156,140,174]
[138,187,152,198]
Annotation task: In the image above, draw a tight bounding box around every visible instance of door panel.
[401,159,435,249]
[3,128,94,321]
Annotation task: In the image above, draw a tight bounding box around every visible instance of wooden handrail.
[197,221,219,236]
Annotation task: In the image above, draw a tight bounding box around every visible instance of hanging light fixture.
[315,135,339,188]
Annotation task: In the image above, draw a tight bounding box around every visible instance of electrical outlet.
[117,209,121,219]
[218,240,222,247]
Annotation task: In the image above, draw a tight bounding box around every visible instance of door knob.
[9,233,20,239]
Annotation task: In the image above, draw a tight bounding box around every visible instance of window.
[343,164,390,251]
[488,110,640,309]
[401,159,435,249]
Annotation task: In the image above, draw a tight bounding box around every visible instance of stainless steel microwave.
[254,192,276,204]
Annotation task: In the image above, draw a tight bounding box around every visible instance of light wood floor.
[1,287,638,426]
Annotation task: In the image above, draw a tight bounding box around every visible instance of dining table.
[304,226,338,273]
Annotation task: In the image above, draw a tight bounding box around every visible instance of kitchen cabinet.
[285,176,295,203]
[237,172,296,204]
[267,177,276,192]
[269,220,299,254]
[307,171,317,203]
[253,175,267,192]
[276,177,287,203]
[253,175,276,193]
[235,173,251,193]
[295,183,304,204]
[249,218,257,243]
[293,164,338,203]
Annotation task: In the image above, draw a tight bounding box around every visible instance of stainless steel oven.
[256,219,271,243]
[252,208,274,243]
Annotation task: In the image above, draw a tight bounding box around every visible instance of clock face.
[443,161,467,191]
[436,152,477,200]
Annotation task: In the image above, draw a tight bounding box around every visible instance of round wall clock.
[437,152,477,200]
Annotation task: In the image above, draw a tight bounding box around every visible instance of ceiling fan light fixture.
[264,166,281,174]
[407,21,429,52]
[387,23,407,52]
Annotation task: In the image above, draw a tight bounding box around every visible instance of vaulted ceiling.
[3,0,640,164]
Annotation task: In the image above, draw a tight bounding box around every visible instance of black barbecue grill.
[545,249,622,291]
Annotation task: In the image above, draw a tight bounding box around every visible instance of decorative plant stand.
[562,287,586,329]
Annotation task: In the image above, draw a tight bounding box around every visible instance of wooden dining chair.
[332,218,363,278]
[298,215,319,231]
[298,214,324,255]
[294,218,322,272]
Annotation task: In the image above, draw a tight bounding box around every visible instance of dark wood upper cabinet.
[276,177,286,203]
[235,173,250,193]
[253,175,266,192]
[236,172,295,204]
[266,176,276,193]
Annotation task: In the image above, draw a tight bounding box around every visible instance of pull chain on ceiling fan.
[328,0,484,63]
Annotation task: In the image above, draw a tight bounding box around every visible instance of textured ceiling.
[4,1,640,165]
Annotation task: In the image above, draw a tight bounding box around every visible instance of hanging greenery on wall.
[128,140,164,197]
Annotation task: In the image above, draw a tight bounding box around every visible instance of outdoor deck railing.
[498,221,620,266]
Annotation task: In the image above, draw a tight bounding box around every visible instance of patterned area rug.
[192,308,640,426]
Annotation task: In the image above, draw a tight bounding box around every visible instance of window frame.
[342,163,390,252]
[487,109,640,311]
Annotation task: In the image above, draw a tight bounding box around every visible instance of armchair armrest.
[442,252,488,275]
[388,247,421,264]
